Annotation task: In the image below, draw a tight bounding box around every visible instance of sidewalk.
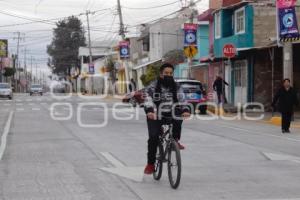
[256,112,300,128]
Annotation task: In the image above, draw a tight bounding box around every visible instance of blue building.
[174,21,210,87]
[211,2,254,106]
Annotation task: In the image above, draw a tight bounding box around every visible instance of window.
[235,7,245,34]
[215,12,221,39]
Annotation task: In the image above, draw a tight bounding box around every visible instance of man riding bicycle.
[143,63,191,174]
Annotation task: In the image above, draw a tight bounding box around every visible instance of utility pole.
[13,32,25,92]
[85,10,94,94]
[35,64,38,84]
[23,47,27,92]
[117,0,125,40]
[283,43,293,85]
[117,0,130,93]
[30,56,33,83]
[188,1,195,79]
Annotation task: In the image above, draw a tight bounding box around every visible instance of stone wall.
[253,5,300,47]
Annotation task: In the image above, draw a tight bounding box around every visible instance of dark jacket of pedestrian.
[213,77,229,94]
[272,87,299,113]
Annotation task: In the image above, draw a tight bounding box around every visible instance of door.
[233,60,247,106]
[225,61,231,104]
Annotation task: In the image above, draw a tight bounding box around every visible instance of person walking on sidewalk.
[272,78,299,133]
[213,76,229,104]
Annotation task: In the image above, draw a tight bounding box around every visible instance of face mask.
[161,75,174,87]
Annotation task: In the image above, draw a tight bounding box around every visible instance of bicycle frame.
[159,121,174,162]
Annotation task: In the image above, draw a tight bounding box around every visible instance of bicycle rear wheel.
[153,143,164,180]
[167,140,181,189]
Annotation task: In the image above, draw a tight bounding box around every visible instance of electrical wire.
[122,0,180,10]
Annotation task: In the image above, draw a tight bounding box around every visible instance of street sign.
[276,0,300,42]
[184,23,197,46]
[223,44,236,58]
[0,40,8,57]
[119,41,130,59]
[88,63,95,74]
[184,46,198,58]
[184,23,198,58]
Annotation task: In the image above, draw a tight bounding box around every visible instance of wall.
[222,0,242,7]
[210,0,222,9]
[149,18,185,61]
[249,48,283,108]
[198,24,210,59]
[214,5,254,57]
[253,6,300,47]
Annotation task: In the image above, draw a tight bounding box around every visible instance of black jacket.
[272,87,299,113]
[213,78,229,93]
[144,80,190,115]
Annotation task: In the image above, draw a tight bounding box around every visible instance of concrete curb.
[265,116,300,128]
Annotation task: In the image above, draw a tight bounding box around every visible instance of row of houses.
[78,0,300,109]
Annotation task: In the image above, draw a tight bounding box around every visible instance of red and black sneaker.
[144,164,155,175]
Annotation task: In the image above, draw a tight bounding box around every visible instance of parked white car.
[0,83,13,100]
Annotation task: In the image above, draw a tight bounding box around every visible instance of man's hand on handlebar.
[182,112,191,120]
[147,112,157,120]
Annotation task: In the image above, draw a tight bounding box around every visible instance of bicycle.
[153,117,182,189]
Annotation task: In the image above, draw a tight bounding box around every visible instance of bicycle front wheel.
[153,143,164,180]
[167,140,181,189]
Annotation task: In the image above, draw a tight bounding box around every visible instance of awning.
[133,59,162,70]
[192,63,208,68]
[237,44,278,52]
[198,9,214,21]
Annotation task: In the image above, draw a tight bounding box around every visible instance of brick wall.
[209,0,222,9]
[253,5,300,47]
[251,48,283,108]
[222,0,242,7]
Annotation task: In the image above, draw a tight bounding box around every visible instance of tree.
[163,49,186,65]
[140,62,161,86]
[105,56,116,82]
[47,16,86,76]
[3,67,15,77]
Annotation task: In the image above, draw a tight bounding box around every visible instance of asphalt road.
[1,93,300,200]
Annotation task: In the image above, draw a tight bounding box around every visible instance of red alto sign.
[223,44,236,58]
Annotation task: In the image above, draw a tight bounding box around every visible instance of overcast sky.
[0,0,208,75]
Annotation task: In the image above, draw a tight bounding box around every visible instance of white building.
[78,41,117,94]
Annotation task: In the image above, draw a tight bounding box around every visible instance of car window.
[179,82,203,93]
[0,84,9,89]
[31,85,42,88]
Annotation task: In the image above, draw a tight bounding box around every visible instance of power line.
[0,7,113,28]
[122,0,180,10]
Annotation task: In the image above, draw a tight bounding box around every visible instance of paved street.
[0,94,299,200]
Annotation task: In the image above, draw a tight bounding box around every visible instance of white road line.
[29,103,35,106]
[0,111,14,160]
[32,108,41,111]
[100,152,125,167]
[4,104,11,106]
[16,108,25,112]
[217,123,300,143]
